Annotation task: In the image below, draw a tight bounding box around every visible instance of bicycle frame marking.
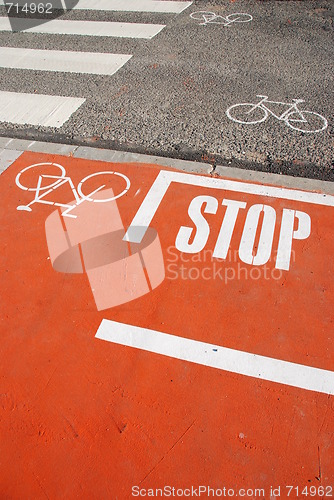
[199,14,235,27]
[251,97,307,122]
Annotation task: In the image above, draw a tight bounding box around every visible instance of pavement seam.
[0,136,333,195]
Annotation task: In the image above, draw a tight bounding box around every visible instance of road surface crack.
[138,420,196,486]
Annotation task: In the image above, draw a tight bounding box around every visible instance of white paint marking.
[69,0,193,13]
[0,91,85,127]
[124,170,334,243]
[276,209,311,270]
[0,17,165,39]
[96,320,334,395]
[0,47,132,76]
[226,96,328,133]
[213,200,246,259]
[0,47,132,75]
[175,195,218,253]
[0,16,11,29]
[190,11,252,27]
[15,163,131,215]
[239,204,276,266]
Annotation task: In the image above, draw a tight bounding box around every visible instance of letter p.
[276,209,311,270]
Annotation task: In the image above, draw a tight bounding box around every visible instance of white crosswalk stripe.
[0,91,85,127]
[0,17,165,38]
[0,47,132,75]
[67,0,192,13]
[0,0,193,13]
[0,0,193,127]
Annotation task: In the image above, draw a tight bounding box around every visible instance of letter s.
[175,195,218,254]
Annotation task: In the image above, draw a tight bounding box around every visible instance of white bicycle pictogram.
[226,95,328,133]
[15,162,131,218]
[190,11,253,26]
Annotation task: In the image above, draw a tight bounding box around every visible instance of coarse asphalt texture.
[0,0,333,180]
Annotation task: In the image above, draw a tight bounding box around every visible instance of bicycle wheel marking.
[15,162,66,191]
[226,103,268,125]
[226,96,328,133]
[78,171,131,202]
[285,111,328,133]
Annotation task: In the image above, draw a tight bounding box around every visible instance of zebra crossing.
[0,0,192,128]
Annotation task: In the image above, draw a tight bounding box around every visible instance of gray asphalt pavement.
[0,0,333,179]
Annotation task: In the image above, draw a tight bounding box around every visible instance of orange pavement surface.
[0,152,333,499]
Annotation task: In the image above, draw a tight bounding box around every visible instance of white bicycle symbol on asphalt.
[15,162,131,218]
[226,95,328,133]
[190,11,253,27]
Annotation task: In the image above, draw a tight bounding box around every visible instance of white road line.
[96,320,334,395]
[0,17,165,39]
[0,47,132,75]
[71,0,193,13]
[0,0,192,12]
[0,91,85,127]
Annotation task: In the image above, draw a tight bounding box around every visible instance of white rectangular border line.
[96,320,334,395]
[124,169,334,243]
[0,47,132,76]
[0,17,165,39]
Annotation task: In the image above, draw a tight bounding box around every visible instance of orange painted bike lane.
[0,151,333,499]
